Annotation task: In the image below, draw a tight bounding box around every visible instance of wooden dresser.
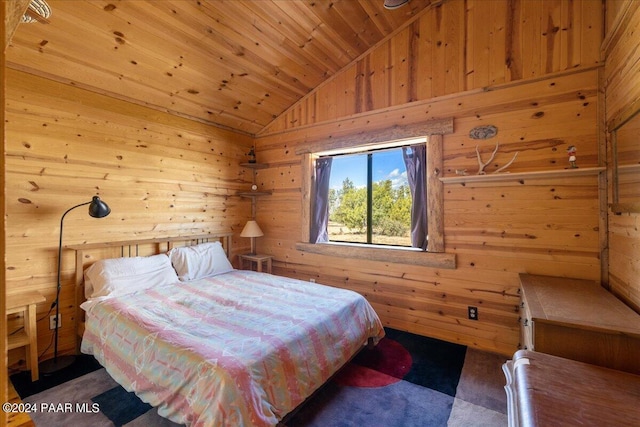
[503,350,640,427]
[519,273,640,375]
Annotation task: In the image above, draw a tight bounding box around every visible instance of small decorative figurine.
[567,145,577,168]
[247,148,256,163]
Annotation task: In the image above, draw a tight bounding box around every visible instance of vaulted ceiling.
[6,0,436,135]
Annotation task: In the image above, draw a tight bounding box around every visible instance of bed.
[71,234,384,427]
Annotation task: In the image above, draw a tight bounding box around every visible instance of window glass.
[327,147,412,247]
[328,153,368,244]
[372,150,411,246]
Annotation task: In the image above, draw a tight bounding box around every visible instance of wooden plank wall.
[255,0,605,356]
[262,0,603,134]
[2,0,13,417]
[604,0,640,311]
[4,69,254,367]
[3,0,613,364]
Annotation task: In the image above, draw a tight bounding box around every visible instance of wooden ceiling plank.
[306,0,367,56]
[7,0,433,135]
[235,0,341,76]
[333,0,386,48]
[28,1,296,128]
[278,0,362,66]
[119,1,309,99]
[248,1,344,74]
[7,61,267,135]
[23,0,298,119]
[192,1,320,93]
[357,0,399,36]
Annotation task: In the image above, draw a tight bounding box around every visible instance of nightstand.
[519,273,640,374]
[7,291,46,381]
[238,254,273,274]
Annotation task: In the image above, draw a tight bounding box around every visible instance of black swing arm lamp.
[40,196,111,375]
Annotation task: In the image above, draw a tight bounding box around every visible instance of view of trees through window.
[327,147,412,246]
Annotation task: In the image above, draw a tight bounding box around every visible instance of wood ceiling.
[6,0,436,135]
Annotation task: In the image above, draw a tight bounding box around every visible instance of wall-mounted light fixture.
[22,0,52,23]
[384,0,410,10]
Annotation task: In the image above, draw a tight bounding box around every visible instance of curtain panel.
[310,157,332,243]
[402,144,427,250]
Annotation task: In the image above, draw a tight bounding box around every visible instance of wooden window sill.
[295,242,456,269]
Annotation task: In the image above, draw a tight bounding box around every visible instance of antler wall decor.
[476,143,519,175]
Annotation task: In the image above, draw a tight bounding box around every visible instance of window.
[324,143,423,247]
[296,118,455,269]
[309,137,428,251]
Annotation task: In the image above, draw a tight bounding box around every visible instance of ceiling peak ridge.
[257,0,443,136]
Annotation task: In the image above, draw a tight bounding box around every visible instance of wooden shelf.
[240,162,269,169]
[240,162,271,218]
[439,166,605,184]
[610,201,640,213]
[238,191,271,197]
[617,163,640,174]
[8,330,29,350]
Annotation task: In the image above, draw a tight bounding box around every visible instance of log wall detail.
[255,0,605,355]
[5,68,254,366]
[7,0,636,363]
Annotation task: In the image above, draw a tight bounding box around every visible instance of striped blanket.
[81,270,384,426]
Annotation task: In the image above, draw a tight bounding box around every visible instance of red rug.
[334,337,412,387]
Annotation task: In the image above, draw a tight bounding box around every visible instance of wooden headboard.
[68,233,233,345]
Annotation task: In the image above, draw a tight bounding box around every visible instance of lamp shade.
[241,220,264,238]
[88,196,111,218]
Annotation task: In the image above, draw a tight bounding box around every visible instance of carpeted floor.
[11,328,508,426]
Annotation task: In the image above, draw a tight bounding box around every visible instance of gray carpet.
[22,347,507,426]
[448,349,509,426]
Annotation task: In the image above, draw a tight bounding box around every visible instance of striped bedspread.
[81,270,384,426]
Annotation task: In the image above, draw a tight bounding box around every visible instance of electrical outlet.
[468,306,478,320]
[49,314,61,330]
[309,278,316,283]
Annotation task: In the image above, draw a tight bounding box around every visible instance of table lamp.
[240,220,263,255]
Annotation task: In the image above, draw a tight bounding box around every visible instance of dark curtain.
[402,144,427,250]
[310,157,332,243]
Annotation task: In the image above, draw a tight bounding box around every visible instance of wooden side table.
[7,291,46,381]
[238,254,273,274]
[519,273,640,375]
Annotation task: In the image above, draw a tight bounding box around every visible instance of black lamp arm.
[55,200,92,294]
[51,200,91,362]
[45,196,110,370]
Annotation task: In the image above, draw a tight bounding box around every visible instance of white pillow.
[168,241,233,281]
[84,254,179,299]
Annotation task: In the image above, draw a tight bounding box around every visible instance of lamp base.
[39,355,76,375]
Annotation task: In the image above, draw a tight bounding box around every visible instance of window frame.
[296,118,455,269]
